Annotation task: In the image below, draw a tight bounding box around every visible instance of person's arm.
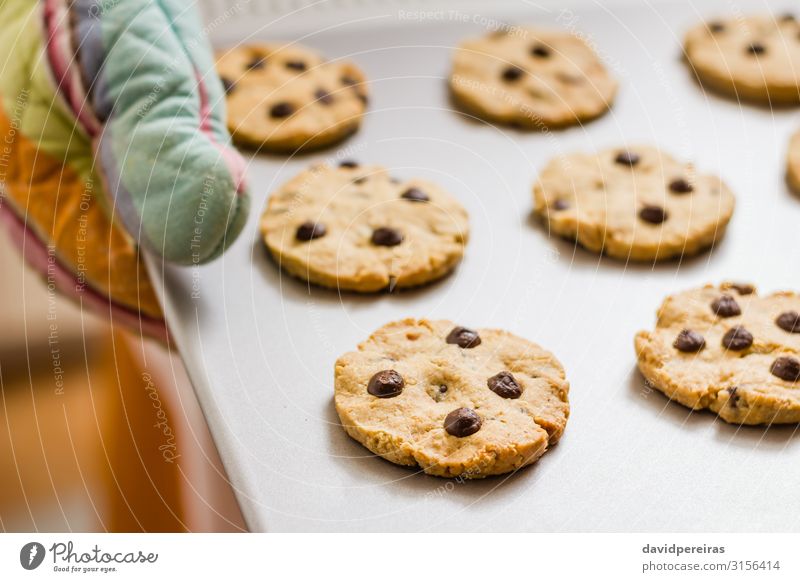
[0,0,250,338]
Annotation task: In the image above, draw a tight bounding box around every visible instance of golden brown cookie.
[635,283,800,425]
[260,162,469,292]
[217,43,368,152]
[788,129,800,193]
[532,146,736,261]
[334,319,570,478]
[684,14,800,104]
[449,27,617,129]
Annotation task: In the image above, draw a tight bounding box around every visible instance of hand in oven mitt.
[0,0,250,339]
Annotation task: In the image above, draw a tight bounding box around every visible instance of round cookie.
[334,319,570,478]
[788,129,800,193]
[216,43,368,152]
[683,14,800,105]
[449,27,617,129]
[532,146,736,261]
[635,283,800,425]
[260,163,469,292]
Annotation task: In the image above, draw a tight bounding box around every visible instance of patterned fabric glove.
[0,0,250,338]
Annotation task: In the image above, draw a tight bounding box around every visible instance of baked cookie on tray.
[635,283,800,425]
[532,146,736,261]
[449,27,617,129]
[788,129,800,193]
[334,319,570,478]
[683,14,800,105]
[217,43,368,152]
[260,162,469,292]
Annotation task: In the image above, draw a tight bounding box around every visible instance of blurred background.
[0,232,246,532]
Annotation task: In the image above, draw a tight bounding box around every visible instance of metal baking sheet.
[148,0,800,531]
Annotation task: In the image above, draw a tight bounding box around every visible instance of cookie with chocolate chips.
[532,146,736,261]
[334,319,569,478]
[684,14,800,104]
[788,129,800,194]
[216,43,368,152]
[449,27,617,129]
[635,283,800,425]
[260,163,469,292]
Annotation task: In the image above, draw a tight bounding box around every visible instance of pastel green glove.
[0,0,250,336]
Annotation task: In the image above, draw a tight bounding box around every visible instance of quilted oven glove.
[0,0,250,338]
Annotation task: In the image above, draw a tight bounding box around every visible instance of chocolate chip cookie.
[260,163,469,292]
[449,27,617,129]
[788,129,800,193]
[217,43,368,152]
[635,283,800,425]
[532,146,736,261]
[334,319,570,478]
[684,14,800,104]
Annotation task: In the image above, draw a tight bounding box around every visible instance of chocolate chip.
[444,408,482,437]
[221,76,235,94]
[708,21,725,33]
[356,93,369,105]
[770,357,800,382]
[673,329,706,352]
[639,205,668,224]
[247,56,267,70]
[341,75,358,86]
[487,371,522,399]
[502,66,523,81]
[780,13,796,22]
[711,295,741,318]
[285,60,306,71]
[747,42,766,55]
[339,160,358,168]
[722,326,753,351]
[668,178,694,194]
[530,44,551,58]
[295,221,326,241]
[314,88,334,105]
[367,370,404,398]
[446,326,481,349]
[728,283,755,295]
[371,227,403,247]
[552,199,569,210]
[353,176,367,184]
[727,386,740,407]
[270,102,295,118]
[615,151,640,166]
[776,311,800,333]
[400,187,429,202]
[439,385,448,394]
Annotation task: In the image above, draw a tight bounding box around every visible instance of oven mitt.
[0,0,249,338]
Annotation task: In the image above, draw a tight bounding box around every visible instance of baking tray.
[148,0,800,531]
